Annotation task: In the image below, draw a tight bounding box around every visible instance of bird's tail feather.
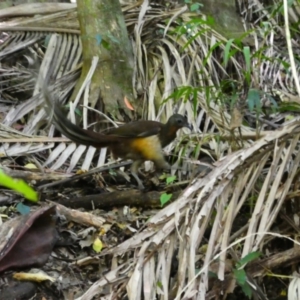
[42,82,119,148]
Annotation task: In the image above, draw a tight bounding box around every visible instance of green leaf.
[192,85,198,115]
[243,46,251,73]
[206,15,215,26]
[0,170,38,202]
[266,95,278,113]
[223,39,235,67]
[233,268,247,286]
[166,176,177,185]
[278,102,300,113]
[93,237,103,253]
[243,46,251,84]
[16,202,31,215]
[202,41,222,67]
[236,251,262,268]
[159,173,168,180]
[190,3,201,12]
[234,263,253,297]
[44,34,52,47]
[241,282,252,298]
[208,271,218,278]
[160,193,172,207]
[288,0,295,7]
[193,142,201,159]
[95,34,102,46]
[247,89,261,113]
[163,86,198,105]
[64,104,82,116]
[107,33,120,44]
[101,39,111,50]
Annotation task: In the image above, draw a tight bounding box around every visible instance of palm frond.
[76,118,300,299]
[2,2,300,297]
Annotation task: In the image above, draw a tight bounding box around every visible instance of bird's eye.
[177,119,183,124]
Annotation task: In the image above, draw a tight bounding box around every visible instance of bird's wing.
[105,121,163,138]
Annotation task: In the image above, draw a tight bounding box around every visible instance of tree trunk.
[75,0,135,120]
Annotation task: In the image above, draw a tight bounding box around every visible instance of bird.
[43,89,192,189]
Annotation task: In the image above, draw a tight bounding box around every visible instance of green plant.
[160,175,177,206]
[184,0,203,13]
[0,169,38,215]
[163,86,199,115]
[160,193,172,206]
[0,170,38,202]
[233,251,262,298]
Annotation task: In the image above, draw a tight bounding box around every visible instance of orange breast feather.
[130,136,163,161]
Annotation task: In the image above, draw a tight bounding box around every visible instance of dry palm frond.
[1,27,82,169]
[2,2,300,298]
[0,122,55,156]
[76,118,300,299]
[0,2,247,173]
[237,0,300,102]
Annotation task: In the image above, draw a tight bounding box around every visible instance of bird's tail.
[42,83,119,148]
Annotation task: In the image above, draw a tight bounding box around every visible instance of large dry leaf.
[0,206,57,273]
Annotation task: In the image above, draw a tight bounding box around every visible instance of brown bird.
[43,90,192,189]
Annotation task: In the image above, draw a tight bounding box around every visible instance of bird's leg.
[154,158,170,171]
[138,169,146,177]
[148,158,172,187]
[130,160,144,190]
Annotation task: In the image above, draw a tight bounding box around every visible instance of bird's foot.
[131,172,145,190]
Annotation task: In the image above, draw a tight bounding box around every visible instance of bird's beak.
[184,122,193,131]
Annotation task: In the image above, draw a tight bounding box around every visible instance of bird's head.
[167,114,192,131]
